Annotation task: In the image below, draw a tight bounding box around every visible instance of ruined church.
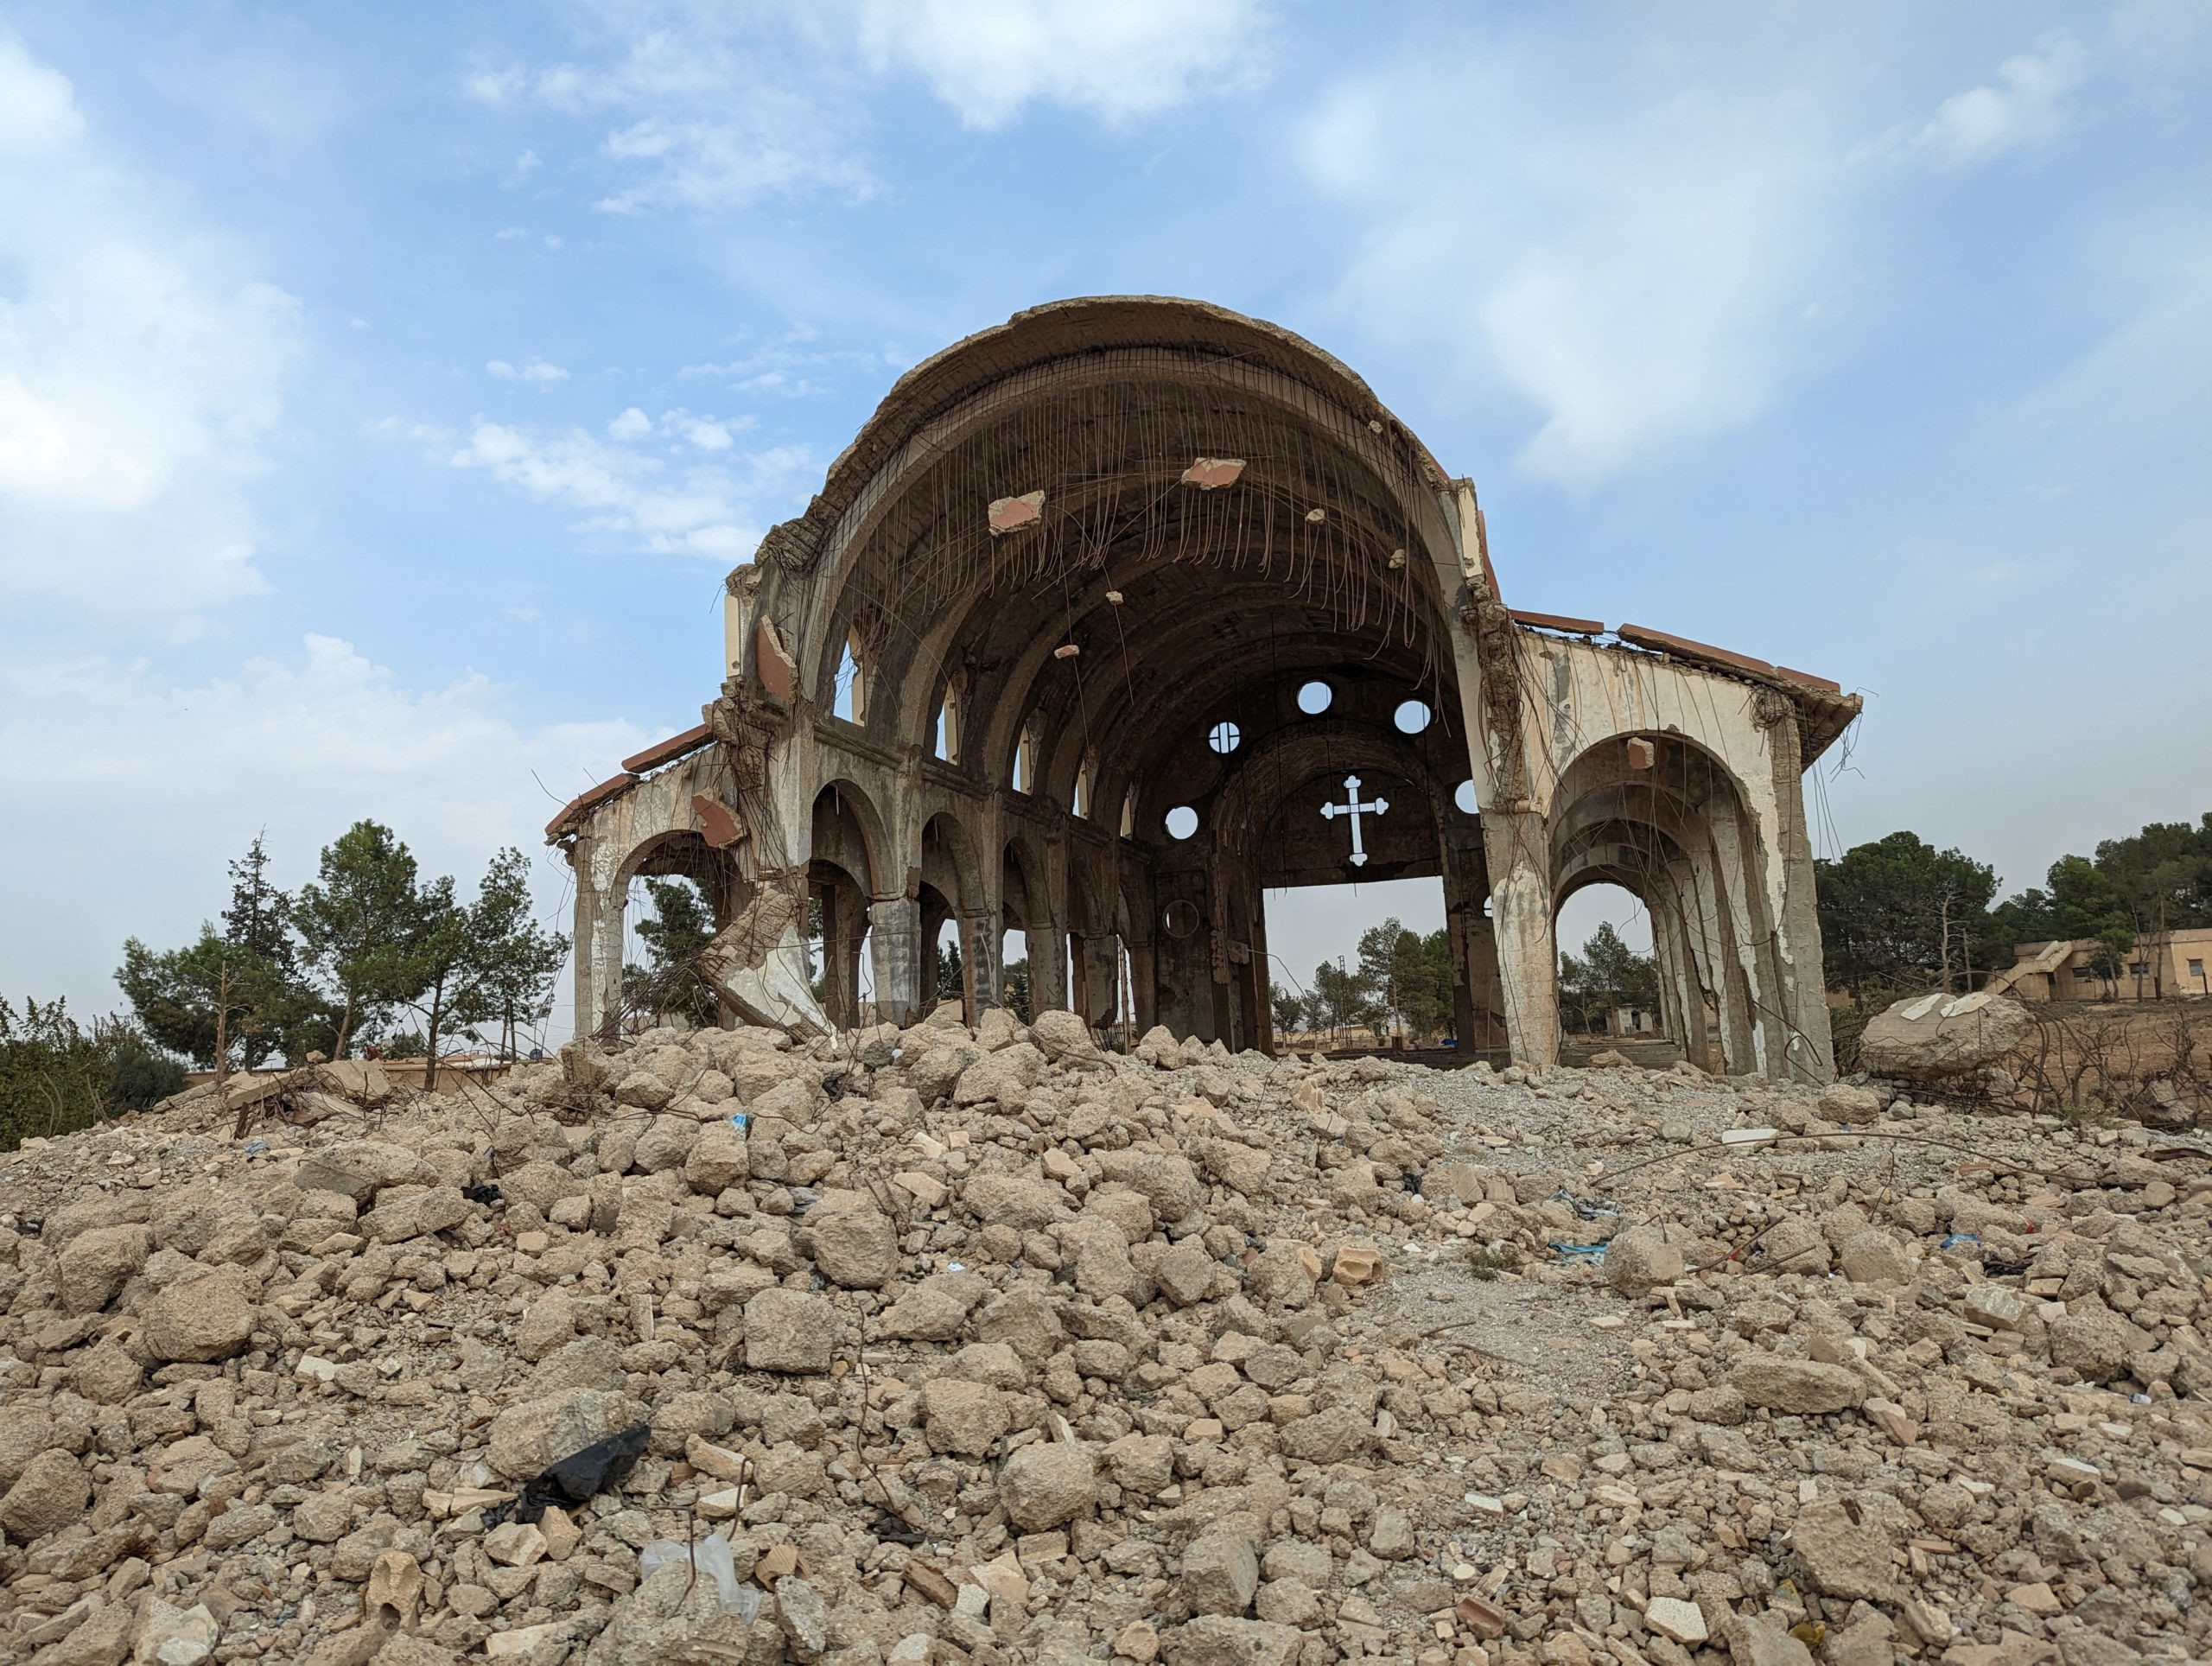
[546,298,1857,1081]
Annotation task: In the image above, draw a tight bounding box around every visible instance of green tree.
[388,872,477,1088]
[1560,922,1660,1033]
[223,831,296,974]
[294,821,425,1056]
[1001,957,1033,1023]
[1309,960,1365,1041]
[1815,831,2000,995]
[1270,982,1306,1035]
[626,876,716,1027]
[1,997,184,1151]
[1355,917,1451,1042]
[118,927,303,1076]
[935,936,965,1005]
[473,849,571,1056]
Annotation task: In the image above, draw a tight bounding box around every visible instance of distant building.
[1998,928,2212,1002]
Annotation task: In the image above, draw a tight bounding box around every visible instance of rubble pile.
[3,1006,2210,1666]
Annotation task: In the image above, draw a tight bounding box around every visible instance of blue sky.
[3,1,2207,1039]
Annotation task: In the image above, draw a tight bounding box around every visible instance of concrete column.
[583,881,626,1045]
[817,881,861,1029]
[570,843,603,1040]
[1076,934,1120,1030]
[1481,807,1559,1069]
[1025,924,1068,1014]
[868,896,922,1027]
[1765,714,1838,1084]
[963,911,1000,1012]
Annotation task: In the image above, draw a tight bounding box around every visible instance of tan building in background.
[2000,927,2212,1002]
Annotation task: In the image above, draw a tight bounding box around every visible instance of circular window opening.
[1165,805,1199,840]
[1394,698,1433,735]
[1162,899,1200,938]
[1296,679,1333,715]
[1207,720,1241,754]
[1453,779,1478,815]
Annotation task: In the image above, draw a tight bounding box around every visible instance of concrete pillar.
[1076,934,1120,1030]
[817,881,862,1029]
[581,881,626,1045]
[1482,808,1559,1069]
[868,896,921,1027]
[1765,714,1838,1084]
[1025,923,1068,1014]
[963,911,1000,1012]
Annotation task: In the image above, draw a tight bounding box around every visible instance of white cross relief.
[1320,774,1389,868]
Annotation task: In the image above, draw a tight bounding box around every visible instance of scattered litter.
[728,1111,750,1132]
[1721,1127,1779,1148]
[1550,1186,1619,1221]
[487,1424,651,1526]
[242,1140,269,1154]
[1939,1231,1979,1250]
[1552,1242,1608,1262]
[462,1181,503,1205]
[639,1535,760,1618]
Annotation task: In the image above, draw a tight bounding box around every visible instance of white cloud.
[1908,33,2088,168]
[488,355,569,383]
[462,0,1268,214]
[0,35,83,152]
[855,0,1269,130]
[0,635,645,1035]
[1301,29,1854,489]
[442,419,810,560]
[0,35,301,626]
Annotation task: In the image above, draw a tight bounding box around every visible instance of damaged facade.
[548,298,1858,1080]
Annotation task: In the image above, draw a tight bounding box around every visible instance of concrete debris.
[1,1012,2209,1664]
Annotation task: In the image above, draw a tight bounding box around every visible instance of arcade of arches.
[549,298,1860,1083]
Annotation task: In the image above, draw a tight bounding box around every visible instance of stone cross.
[1319,774,1389,868]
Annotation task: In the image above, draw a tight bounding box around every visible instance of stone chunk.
[1792,1496,1900,1600]
[1643,1595,1708,1644]
[57,1224,149,1314]
[486,1389,641,1480]
[797,1190,898,1288]
[683,1121,751,1193]
[1731,1355,1865,1415]
[143,1266,256,1363]
[1160,1617,1303,1666]
[1605,1226,1684,1295]
[0,1448,87,1539]
[997,1441,1097,1531]
[1838,1230,1911,1286]
[359,1186,471,1243]
[921,1379,1009,1458]
[745,1289,836,1373]
[1181,1524,1259,1616]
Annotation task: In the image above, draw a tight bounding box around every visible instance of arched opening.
[920,811,981,1020]
[833,630,866,725]
[1547,730,1783,1077]
[1073,750,1096,817]
[1554,881,1663,1046]
[607,830,749,1039]
[1012,713,1040,795]
[935,680,961,763]
[1119,780,1138,839]
[810,781,884,1030]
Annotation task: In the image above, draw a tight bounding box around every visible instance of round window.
[1296,679,1333,715]
[1165,805,1199,840]
[1162,900,1200,938]
[1394,698,1433,734]
[1454,779,1478,815]
[1207,720,1241,754]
